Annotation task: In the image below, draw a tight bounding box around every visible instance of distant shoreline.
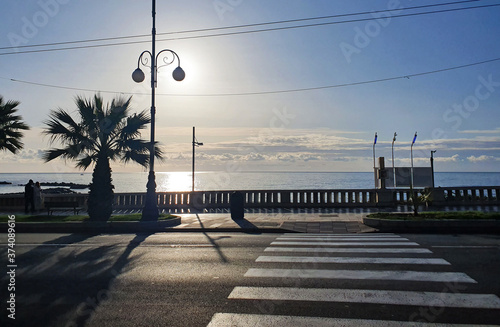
[1,171,500,174]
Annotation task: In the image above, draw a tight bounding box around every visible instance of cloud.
[467,155,498,163]
[459,128,500,134]
[0,148,44,163]
[193,152,322,163]
[435,154,460,162]
[244,132,369,152]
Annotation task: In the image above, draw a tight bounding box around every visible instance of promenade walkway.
[3,206,498,234]
[2,209,378,233]
[173,212,375,233]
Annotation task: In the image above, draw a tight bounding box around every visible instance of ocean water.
[1,171,499,194]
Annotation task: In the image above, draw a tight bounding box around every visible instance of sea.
[1,171,500,194]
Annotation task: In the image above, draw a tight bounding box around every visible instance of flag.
[412,132,417,144]
[374,132,377,145]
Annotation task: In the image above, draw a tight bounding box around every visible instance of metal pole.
[431,150,436,188]
[410,132,417,188]
[192,126,195,192]
[373,132,377,188]
[143,0,159,220]
[392,132,397,188]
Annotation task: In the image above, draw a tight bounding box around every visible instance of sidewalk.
[3,208,498,234]
[173,212,376,233]
[1,210,377,234]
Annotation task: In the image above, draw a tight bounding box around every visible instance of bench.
[45,201,83,215]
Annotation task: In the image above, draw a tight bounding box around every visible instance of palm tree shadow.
[70,233,151,327]
[0,233,152,327]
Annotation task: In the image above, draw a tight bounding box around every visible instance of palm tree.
[43,94,161,221]
[0,96,30,154]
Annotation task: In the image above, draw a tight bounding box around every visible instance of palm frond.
[42,148,70,162]
[0,138,24,154]
[42,93,154,169]
[121,150,149,168]
[76,154,95,170]
[0,96,30,153]
[121,110,150,139]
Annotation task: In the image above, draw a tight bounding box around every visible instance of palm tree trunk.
[88,155,114,221]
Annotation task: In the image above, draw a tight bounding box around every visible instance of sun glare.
[156,172,192,192]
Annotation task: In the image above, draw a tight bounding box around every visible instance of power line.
[0,0,480,51]
[1,1,498,56]
[3,57,500,97]
[156,3,500,42]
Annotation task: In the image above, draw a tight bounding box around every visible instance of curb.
[1,218,288,234]
[1,217,182,233]
[363,218,500,233]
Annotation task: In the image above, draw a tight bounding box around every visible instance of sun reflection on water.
[156,172,192,192]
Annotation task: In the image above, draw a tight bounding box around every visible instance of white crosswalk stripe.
[208,313,499,327]
[281,233,399,237]
[207,233,499,326]
[277,236,408,241]
[255,255,451,265]
[271,241,421,246]
[229,287,500,309]
[244,268,476,283]
[265,247,432,253]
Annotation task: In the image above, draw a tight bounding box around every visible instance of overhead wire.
[0,0,481,51]
[1,1,498,56]
[3,57,500,97]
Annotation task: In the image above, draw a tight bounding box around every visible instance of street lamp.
[192,126,203,192]
[410,131,417,188]
[431,150,437,188]
[392,132,397,188]
[132,0,185,221]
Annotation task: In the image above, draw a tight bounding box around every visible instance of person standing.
[24,179,35,213]
[34,181,43,212]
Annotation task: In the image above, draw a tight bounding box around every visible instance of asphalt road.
[0,232,499,327]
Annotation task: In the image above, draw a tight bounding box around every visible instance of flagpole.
[392,132,397,188]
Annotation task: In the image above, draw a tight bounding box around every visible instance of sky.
[1,0,500,173]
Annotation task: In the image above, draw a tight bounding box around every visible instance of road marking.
[278,234,404,238]
[271,241,421,246]
[282,233,398,236]
[244,268,477,283]
[229,287,500,309]
[207,313,494,326]
[265,247,433,254]
[431,246,499,249]
[277,237,408,241]
[256,256,450,265]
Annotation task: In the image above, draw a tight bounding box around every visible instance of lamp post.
[192,126,203,192]
[373,132,378,188]
[431,150,437,188]
[132,0,185,221]
[410,131,417,188]
[392,132,397,188]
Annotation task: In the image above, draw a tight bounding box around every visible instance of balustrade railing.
[1,186,498,211]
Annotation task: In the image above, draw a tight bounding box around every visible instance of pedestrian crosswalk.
[207,233,500,326]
